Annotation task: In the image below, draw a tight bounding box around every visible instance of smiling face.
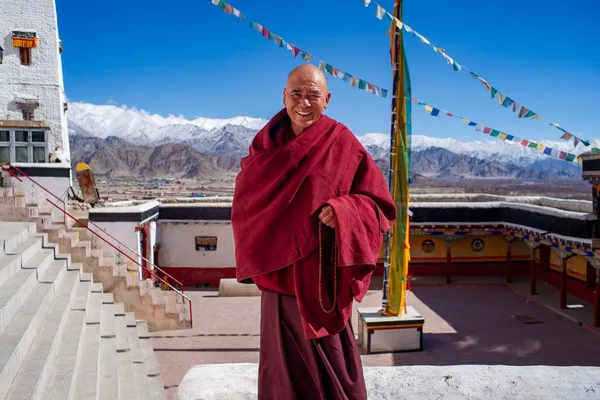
[283,64,331,135]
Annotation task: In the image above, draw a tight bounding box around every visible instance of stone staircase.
[0,189,191,332]
[0,220,166,399]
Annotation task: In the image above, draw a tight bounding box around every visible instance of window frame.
[0,128,48,164]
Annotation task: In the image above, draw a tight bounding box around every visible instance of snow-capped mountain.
[67,102,593,166]
[67,102,267,148]
[358,133,595,167]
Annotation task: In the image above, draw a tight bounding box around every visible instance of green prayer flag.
[566,154,576,162]
[325,64,333,74]
[489,130,500,137]
[490,87,498,99]
[523,110,536,118]
[358,79,367,89]
[528,142,537,148]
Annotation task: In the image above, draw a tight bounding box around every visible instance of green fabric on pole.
[490,87,498,99]
[490,130,500,137]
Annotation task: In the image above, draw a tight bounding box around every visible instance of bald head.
[283,63,331,135]
[286,64,328,91]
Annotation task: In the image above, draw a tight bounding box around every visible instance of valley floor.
[151,277,600,400]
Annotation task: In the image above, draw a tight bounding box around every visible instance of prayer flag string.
[410,97,583,163]
[208,0,388,98]
[363,0,591,148]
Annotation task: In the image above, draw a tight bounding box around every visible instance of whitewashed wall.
[157,221,235,268]
[88,220,142,277]
[7,163,71,221]
[1,0,69,157]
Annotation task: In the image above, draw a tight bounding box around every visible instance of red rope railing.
[1,163,193,327]
[7,163,185,293]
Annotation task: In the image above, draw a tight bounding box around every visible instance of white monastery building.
[0,0,70,164]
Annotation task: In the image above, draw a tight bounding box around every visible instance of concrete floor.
[152,278,600,399]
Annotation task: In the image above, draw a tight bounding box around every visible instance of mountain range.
[66,102,586,180]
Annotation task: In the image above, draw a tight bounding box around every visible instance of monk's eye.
[308,95,322,101]
[291,94,301,99]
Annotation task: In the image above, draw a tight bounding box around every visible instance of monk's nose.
[298,97,311,107]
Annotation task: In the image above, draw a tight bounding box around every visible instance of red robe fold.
[232,108,396,339]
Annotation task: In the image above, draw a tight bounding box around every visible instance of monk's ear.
[282,88,287,106]
[323,92,331,109]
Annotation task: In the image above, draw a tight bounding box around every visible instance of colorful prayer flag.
[501,97,514,108]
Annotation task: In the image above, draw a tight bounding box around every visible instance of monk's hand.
[318,205,335,228]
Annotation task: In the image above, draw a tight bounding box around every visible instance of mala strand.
[318,222,337,313]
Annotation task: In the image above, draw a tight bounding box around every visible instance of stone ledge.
[218,279,261,297]
[176,363,600,400]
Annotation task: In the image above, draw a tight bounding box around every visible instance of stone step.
[126,323,144,364]
[102,292,114,304]
[0,268,38,333]
[70,279,90,311]
[44,310,85,400]
[22,249,54,280]
[150,287,165,305]
[115,314,130,353]
[39,260,69,294]
[85,291,103,325]
[136,320,150,339]
[5,237,42,267]
[0,228,27,253]
[69,323,100,400]
[124,312,136,328]
[97,336,118,400]
[0,253,21,290]
[0,281,55,399]
[3,294,71,400]
[57,269,79,298]
[0,221,37,241]
[117,350,136,400]
[147,374,166,400]
[100,303,116,339]
[132,362,151,400]
[139,337,161,378]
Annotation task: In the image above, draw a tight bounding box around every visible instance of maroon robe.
[231,109,396,399]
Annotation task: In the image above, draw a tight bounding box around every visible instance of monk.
[231,64,396,400]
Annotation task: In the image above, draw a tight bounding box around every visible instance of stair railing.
[7,163,185,291]
[1,163,193,328]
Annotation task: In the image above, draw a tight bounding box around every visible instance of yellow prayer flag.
[376,5,385,19]
[536,144,544,150]
[533,115,543,120]
[425,105,433,113]
[498,93,505,105]
[461,118,469,123]
[499,133,507,140]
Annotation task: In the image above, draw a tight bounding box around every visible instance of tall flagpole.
[382,0,411,316]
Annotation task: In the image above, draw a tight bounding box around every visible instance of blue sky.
[57,0,599,142]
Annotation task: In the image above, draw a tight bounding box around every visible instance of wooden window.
[0,129,47,163]
[20,48,31,65]
[195,236,217,251]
